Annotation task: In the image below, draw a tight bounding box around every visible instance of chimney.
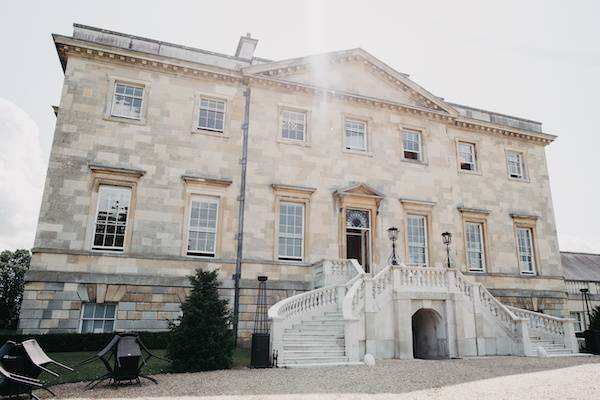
[235,33,258,60]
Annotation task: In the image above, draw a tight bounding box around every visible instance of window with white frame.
[278,202,304,260]
[407,215,428,266]
[281,109,306,141]
[344,119,367,151]
[571,312,584,332]
[187,196,219,257]
[80,303,116,333]
[507,151,526,180]
[93,186,131,251]
[402,130,422,160]
[466,222,485,271]
[516,227,535,274]
[198,98,225,132]
[111,83,144,120]
[458,142,477,171]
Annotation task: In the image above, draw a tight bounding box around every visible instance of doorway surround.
[334,183,384,272]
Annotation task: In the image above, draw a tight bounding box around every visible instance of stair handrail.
[505,305,571,336]
[268,283,342,321]
[476,282,524,336]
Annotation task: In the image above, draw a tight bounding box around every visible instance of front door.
[346,209,371,273]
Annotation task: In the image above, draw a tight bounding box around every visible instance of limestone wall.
[24,50,566,335]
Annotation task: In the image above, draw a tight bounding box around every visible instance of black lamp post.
[387,227,399,265]
[441,232,452,268]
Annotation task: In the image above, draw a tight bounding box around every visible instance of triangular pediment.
[335,183,385,199]
[244,49,456,115]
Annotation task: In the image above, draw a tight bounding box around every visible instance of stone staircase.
[269,259,579,367]
[280,311,358,367]
[529,336,575,357]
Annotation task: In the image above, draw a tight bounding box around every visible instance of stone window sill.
[103,115,146,126]
[191,129,230,139]
[343,148,373,157]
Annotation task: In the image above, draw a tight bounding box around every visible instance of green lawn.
[42,348,250,385]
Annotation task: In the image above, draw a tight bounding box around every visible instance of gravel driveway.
[50,356,600,399]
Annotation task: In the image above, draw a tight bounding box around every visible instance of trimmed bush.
[0,331,170,352]
[167,269,234,372]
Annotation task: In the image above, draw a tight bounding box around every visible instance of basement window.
[80,303,116,333]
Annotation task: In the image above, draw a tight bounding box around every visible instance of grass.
[42,348,251,386]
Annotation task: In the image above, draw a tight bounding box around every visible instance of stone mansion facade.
[20,24,571,353]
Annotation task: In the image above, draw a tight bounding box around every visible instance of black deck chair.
[0,341,53,400]
[76,335,120,389]
[78,333,168,389]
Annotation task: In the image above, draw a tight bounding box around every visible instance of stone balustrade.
[270,260,578,364]
[313,259,363,288]
[565,279,600,295]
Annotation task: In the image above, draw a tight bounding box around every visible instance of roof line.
[448,101,542,125]
[72,23,273,63]
[560,250,600,256]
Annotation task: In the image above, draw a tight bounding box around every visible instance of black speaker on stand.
[250,276,271,368]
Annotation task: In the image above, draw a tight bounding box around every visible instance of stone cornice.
[271,183,317,194]
[247,74,555,145]
[89,163,145,178]
[53,35,555,146]
[457,207,491,215]
[510,212,539,221]
[182,175,233,187]
[399,198,437,207]
[54,35,243,84]
[454,118,556,145]
[247,74,455,120]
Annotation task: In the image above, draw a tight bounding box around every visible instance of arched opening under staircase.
[411,308,449,359]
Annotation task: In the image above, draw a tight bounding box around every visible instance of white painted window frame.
[197,97,226,133]
[110,82,145,120]
[92,185,132,252]
[506,150,527,180]
[79,302,117,334]
[278,202,305,261]
[516,227,536,275]
[407,214,428,267]
[280,109,307,142]
[186,195,219,258]
[344,118,368,152]
[458,142,477,171]
[465,222,485,271]
[571,312,584,332]
[402,130,422,161]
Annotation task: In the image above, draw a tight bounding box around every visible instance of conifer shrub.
[167,269,234,372]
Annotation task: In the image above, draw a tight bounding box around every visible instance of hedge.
[0,331,170,352]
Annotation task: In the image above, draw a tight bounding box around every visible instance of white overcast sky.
[0,0,599,253]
